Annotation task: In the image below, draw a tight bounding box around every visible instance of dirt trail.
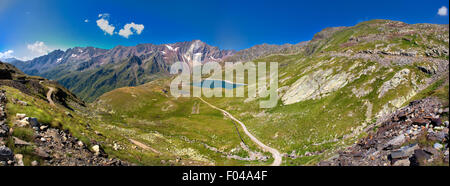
[47,87,55,106]
[129,138,160,154]
[198,97,282,166]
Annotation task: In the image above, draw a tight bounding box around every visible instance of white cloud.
[27,41,51,56]
[95,13,144,38]
[98,13,110,19]
[84,19,89,23]
[0,50,14,59]
[438,6,448,16]
[1,41,59,61]
[96,18,115,35]
[118,22,144,38]
[0,50,33,61]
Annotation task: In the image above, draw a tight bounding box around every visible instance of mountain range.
[9,40,234,101]
[9,39,313,102]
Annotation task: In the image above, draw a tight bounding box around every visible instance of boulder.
[398,112,408,120]
[0,146,13,161]
[77,140,84,147]
[31,160,39,166]
[28,117,40,128]
[393,159,410,166]
[351,151,363,157]
[412,149,432,166]
[423,147,439,156]
[17,118,30,127]
[16,113,26,120]
[0,124,9,137]
[378,69,410,98]
[386,135,406,148]
[411,118,429,126]
[65,111,73,117]
[282,69,351,105]
[430,118,442,126]
[39,125,48,131]
[113,143,120,151]
[91,144,107,157]
[433,143,443,150]
[34,147,50,159]
[14,154,24,166]
[390,144,419,159]
[427,131,446,141]
[13,137,31,146]
[17,100,28,106]
[92,145,100,156]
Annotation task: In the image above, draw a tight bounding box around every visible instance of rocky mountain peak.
[6,40,237,101]
[311,26,347,42]
[223,41,308,62]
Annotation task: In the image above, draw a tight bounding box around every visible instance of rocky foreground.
[320,98,449,166]
[0,90,130,166]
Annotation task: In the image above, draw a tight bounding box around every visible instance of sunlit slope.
[204,20,449,165]
[95,20,449,165]
[93,79,272,165]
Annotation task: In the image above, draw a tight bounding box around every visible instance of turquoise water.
[192,80,245,89]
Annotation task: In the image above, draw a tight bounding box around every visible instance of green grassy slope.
[92,79,271,165]
[93,20,448,165]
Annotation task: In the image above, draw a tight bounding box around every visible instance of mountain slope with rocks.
[223,41,309,62]
[1,61,268,166]
[319,98,448,166]
[0,61,131,165]
[91,19,449,166]
[144,19,448,165]
[0,62,84,110]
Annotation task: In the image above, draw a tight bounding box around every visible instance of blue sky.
[0,0,448,60]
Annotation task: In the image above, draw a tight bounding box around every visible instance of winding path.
[47,87,55,106]
[129,138,160,154]
[198,97,282,166]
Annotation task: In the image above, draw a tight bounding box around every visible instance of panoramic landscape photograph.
[0,0,449,177]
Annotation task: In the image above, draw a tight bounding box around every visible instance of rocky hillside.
[0,62,133,165]
[0,62,84,110]
[10,40,235,102]
[1,61,257,166]
[90,20,449,166]
[223,41,309,62]
[0,89,130,166]
[150,19,448,165]
[319,98,448,166]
